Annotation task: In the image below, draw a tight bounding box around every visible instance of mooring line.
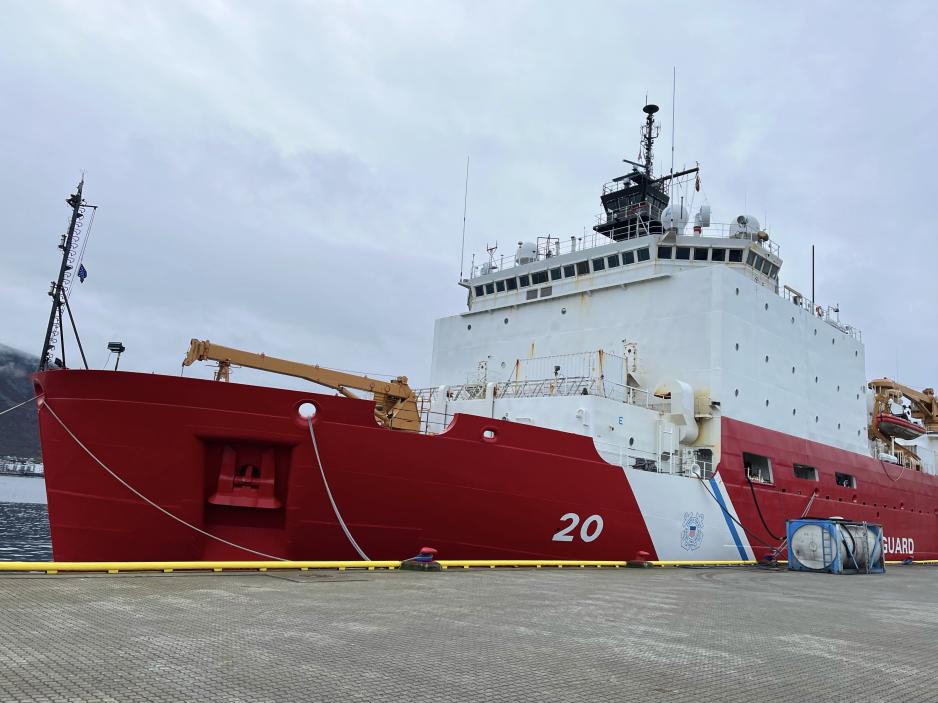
[307,416,371,561]
[40,400,288,561]
[0,395,39,416]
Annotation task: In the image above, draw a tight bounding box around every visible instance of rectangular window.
[835,472,857,488]
[607,253,620,268]
[637,247,650,262]
[484,282,494,295]
[658,246,673,259]
[474,285,484,296]
[506,278,518,291]
[495,280,505,292]
[540,286,552,297]
[743,452,773,484]
[525,289,538,301]
[623,250,635,265]
[576,260,590,275]
[729,249,743,263]
[712,248,726,262]
[592,257,606,271]
[747,251,757,266]
[531,270,548,284]
[550,267,562,281]
[760,258,772,275]
[768,264,779,279]
[563,264,576,278]
[693,248,708,261]
[793,464,818,481]
[519,274,530,288]
[676,246,691,260]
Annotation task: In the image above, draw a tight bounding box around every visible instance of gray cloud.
[1,1,935,391]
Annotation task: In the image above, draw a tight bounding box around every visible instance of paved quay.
[1,565,937,702]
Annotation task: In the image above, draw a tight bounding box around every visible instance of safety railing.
[782,286,862,340]
[593,440,715,479]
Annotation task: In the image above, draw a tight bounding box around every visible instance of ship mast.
[39,178,91,371]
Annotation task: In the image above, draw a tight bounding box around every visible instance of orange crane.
[182,339,420,432]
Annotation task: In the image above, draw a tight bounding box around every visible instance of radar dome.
[661,204,689,233]
[515,241,538,266]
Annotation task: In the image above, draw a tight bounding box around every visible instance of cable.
[307,416,370,561]
[696,476,776,551]
[41,400,287,561]
[747,476,783,541]
[0,396,38,416]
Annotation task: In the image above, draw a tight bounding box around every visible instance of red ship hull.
[33,370,938,562]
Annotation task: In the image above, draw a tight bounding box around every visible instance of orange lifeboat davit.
[876,413,926,441]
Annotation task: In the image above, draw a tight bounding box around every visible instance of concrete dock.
[0,566,936,702]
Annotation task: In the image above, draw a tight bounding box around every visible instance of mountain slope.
[0,344,41,459]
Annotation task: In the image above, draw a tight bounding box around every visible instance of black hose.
[697,477,777,552]
[747,476,784,541]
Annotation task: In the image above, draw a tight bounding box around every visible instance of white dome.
[515,241,538,266]
[661,204,689,233]
[730,214,761,238]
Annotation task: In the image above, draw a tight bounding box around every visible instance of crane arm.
[182,339,420,431]
[868,378,938,431]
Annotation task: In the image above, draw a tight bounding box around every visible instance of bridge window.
[519,275,530,288]
[506,278,517,291]
[531,270,549,284]
[474,285,484,296]
[747,251,758,266]
[712,248,726,262]
[743,452,773,484]
[693,248,708,261]
[835,472,857,488]
[676,247,691,260]
[563,264,575,278]
[729,249,744,263]
[760,258,772,275]
[496,280,505,292]
[658,246,673,259]
[768,264,779,279]
[592,257,605,271]
[623,251,635,265]
[550,267,562,281]
[793,464,818,481]
[607,253,620,268]
[576,260,590,275]
[637,247,650,262]
[484,282,494,294]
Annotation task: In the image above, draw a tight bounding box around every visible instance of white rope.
[41,400,287,561]
[307,416,370,561]
[0,395,38,416]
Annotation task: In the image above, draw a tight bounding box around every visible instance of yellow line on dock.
[1,558,935,574]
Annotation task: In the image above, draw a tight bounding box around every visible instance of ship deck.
[1,565,936,702]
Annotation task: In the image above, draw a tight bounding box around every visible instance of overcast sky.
[1,1,935,391]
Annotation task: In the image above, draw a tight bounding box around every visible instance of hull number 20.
[552,513,604,542]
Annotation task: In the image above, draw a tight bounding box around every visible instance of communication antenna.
[458,155,470,281]
[670,67,676,198]
[641,103,660,177]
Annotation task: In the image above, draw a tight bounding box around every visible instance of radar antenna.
[641,103,660,177]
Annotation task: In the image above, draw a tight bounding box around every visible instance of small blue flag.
[77,264,88,283]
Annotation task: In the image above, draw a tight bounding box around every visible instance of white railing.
[782,286,862,341]
[593,440,715,479]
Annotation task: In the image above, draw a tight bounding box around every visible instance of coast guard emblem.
[681,512,704,551]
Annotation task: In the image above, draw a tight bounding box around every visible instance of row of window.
[474,247,651,297]
[473,243,776,298]
[744,452,856,487]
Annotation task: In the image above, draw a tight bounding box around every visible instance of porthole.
[815,376,818,383]
[837,385,840,392]
[814,329,817,336]
[837,423,841,429]
[467,324,472,330]
[792,409,796,416]
[815,416,819,423]
[791,366,796,374]
[765,399,770,407]
[503,318,509,325]
[764,303,769,311]
[629,437,635,447]
[561,307,567,315]
[791,316,795,324]
[765,355,769,363]
[736,287,739,295]
[855,350,858,357]
[735,343,739,351]
[482,428,497,441]
[298,402,318,419]
[735,389,739,397]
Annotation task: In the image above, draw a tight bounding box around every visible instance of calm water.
[0,503,52,560]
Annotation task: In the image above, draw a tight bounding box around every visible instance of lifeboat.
[876,413,925,441]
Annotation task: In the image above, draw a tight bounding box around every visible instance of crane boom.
[182,339,420,432]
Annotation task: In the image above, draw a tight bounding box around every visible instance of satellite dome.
[661,204,689,233]
[730,214,761,239]
[515,241,538,266]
